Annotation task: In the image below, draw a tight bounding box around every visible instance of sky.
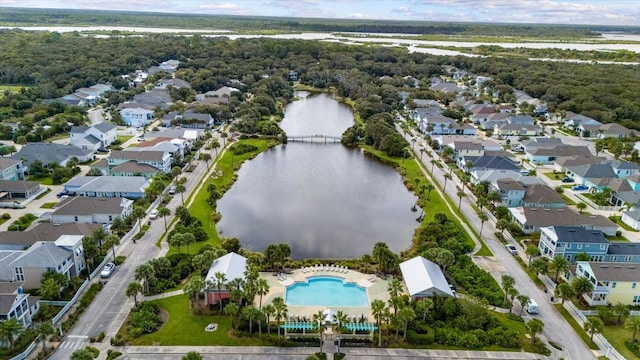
[3,0,639,26]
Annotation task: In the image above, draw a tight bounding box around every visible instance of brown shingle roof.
[585,262,640,282]
[52,197,126,216]
[0,223,100,246]
[523,184,565,205]
[110,150,165,161]
[111,161,159,173]
[137,137,174,147]
[0,180,40,192]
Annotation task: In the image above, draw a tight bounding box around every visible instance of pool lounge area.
[259,266,392,322]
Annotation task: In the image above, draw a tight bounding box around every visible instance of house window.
[634,296,640,304]
[600,244,606,250]
[625,256,633,262]
[15,267,24,282]
[577,244,583,250]
[610,256,617,261]
[74,216,78,222]
[633,283,637,289]
[566,243,571,249]
[612,282,617,288]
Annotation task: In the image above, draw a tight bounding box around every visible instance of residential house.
[132,89,172,110]
[598,123,633,139]
[410,99,440,108]
[399,256,453,299]
[162,109,215,128]
[0,180,42,200]
[564,113,601,130]
[70,122,117,151]
[520,137,563,153]
[402,76,420,88]
[508,114,536,125]
[117,102,155,128]
[471,169,544,186]
[204,252,247,305]
[577,123,601,138]
[63,176,150,199]
[433,136,500,152]
[508,207,617,235]
[494,123,541,137]
[448,141,484,159]
[195,86,239,105]
[604,243,640,263]
[144,128,204,144]
[568,261,640,306]
[431,82,461,94]
[53,235,87,278]
[1,241,76,289]
[469,106,496,124]
[51,197,133,225]
[0,158,24,180]
[553,155,607,173]
[59,94,88,107]
[565,161,640,191]
[417,108,475,135]
[109,161,160,179]
[492,179,526,207]
[11,143,94,169]
[132,137,185,159]
[544,112,564,123]
[0,223,100,251]
[156,78,191,89]
[525,145,592,165]
[621,210,640,231]
[458,155,520,173]
[522,184,566,208]
[538,226,609,263]
[0,282,38,327]
[148,59,180,74]
[478,112,510,130]
[610,160,640,178]
[108,150,171,174]
[611,191,640,208]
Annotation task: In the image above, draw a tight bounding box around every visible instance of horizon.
[2,0,639,27]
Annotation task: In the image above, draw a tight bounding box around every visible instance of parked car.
[572,184,589,191]
[561,177,575,183]
[525,299,539,314]
[168,186,176,195]
[100,262,115,278]
[56,191,77,198]
[149,209,159,220]
[505,244,518,255]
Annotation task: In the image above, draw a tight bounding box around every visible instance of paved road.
[50,132,223,360]
[398,123,597,360]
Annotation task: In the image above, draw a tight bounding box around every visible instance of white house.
[0,282,38,327]
[204,252,247,305]
[621,210,640,231]
[399,256,453,299]
[51,197,133,225]
[118,102,155,127]
[0,158,24,181]
[63,176,150,199]
[70,122,117,151]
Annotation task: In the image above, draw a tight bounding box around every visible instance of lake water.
[216,92,419,259]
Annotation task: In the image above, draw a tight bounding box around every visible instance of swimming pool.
[285,276,369,307]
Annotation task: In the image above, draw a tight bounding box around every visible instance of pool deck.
[258,267,391,322]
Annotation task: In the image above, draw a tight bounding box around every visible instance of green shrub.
[85,346,99,358]
[106,350,123,360]
[114,256,126,265]
[406,329,434,345]
[230,143,258,155]
[2,213,10,219]
[110,334,127,346]
[626,339,640,358]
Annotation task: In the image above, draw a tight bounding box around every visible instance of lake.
[216,92,419,259]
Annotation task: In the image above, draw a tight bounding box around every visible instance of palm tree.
[184,275,205,311]
[313,310,326,353]
[387,278,403,298]
[443,173,452,192]
[415,297,433,321]
[175,184,187,205]
[333,310,349,353]
[486,190,503,206]
[496,219,510,236]
[572,276,594,300]
[501,275,515,305]
[40,278,60,307]
[456,190,466,212]
[34,322,54,354]
[430,159,438,174]
[425,184,434,200]
[525,245,540,266]
[549,256,569,283]
[171,166,182,180]
[576,202,587,213]
[478,213,488,237]
[182,232,196,254]
[214,271,227,311]
[157,206,171,232]
[126,282,143,307]
[516,294,530,316]
[273,297,288,337]
[220,131,228,147]
[103,234,120,260]
[526,318,544,346]
[613,302,630,324]
[584,317,604,342]
[507,287,519,314]
[624,316,640,341]
[554,283,575,305]
[168,233,184,253]
[131,206,146,232]
[371,299,386,347]
[110,216,125,236]
[135,263,155,294]
[71,349,94,360]
[242,305,260,335]
[0,318,22,349]
[262,304,275,335]
[256,278,269,309]
[211,139,221,157]
[91,226,108,255]
[397,306,416,339]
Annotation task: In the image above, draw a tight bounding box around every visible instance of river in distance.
[216,92,419,259]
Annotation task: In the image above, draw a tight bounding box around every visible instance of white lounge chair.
[343,266,348,273]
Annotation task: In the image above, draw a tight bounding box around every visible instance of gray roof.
[111,161,159,173]
[0,179,40,192]
[548,226,607,244]
[523,184,565,205]
[68,176,148,194]
[12,143,93,167]
[622,209,640,221]
[400,256,453,297]
[431,82,460,94]
[600,123,632,135]
[528,145,592,157]
[521,137,563,148]
[0,282,22,294]
[475,169,543,186]
[53,197,129,216]
[497,123,540,131]
[0,158,21,170]
[83,134,101,145]
[607,242,640,255]
[496,179,525,191]
[146,128,204,140]
[111,150,165,162]
[117,102,156,111]
[466,156,520,171]
[514,207,616,228]
[0,223,100,247]
[582,262,640,282]
[70,126,90,134]
[613,192,640,206]
[451,141,483,151]
[610,160,640,170]
[12,241,71,268]
[567,164,617,179]
[555,155,607,168]
[507,114,535,124]
[205,252,247,284]
[93,122,116,133]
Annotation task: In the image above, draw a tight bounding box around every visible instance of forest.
[1,29,640,132]
[2,7,634,38]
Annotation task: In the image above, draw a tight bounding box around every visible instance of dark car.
[561,177,574,183]
[56,191,77,198]
[572,184,589,191]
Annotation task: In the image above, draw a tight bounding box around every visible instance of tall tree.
[501,275,515,305]
[554,283,575,305]
[175,184,187,205]
[613,302,630,324]
[516,294,530,316]
[583,317,604,342]
[214,271,227,311]
[157,206,171,232]
[126,282,143,307]
[313,310,327,353]
[103,234,120,260]
[242,305,261,336]
[135,263,155,294]
[0,318,22,349]
[387,278,403,298]
[371,299,386,347]
[415,297,433,322]
[34,321,54,354]
[526,318,544,346]
[478,213,488,238]
[624,316,640,341]
[255,278,269,310]
[273,297,288,337]
[184,275,205,311]
[262,304,275,335]
[525,245,540,266]
[572,276,594,300]
[397,306,416,339]
[333,310,349,353]
[456,190,466,212]
[443,173,452,193]
[91,226,108,255]
[131,206,146,232]
[549,256,569,283]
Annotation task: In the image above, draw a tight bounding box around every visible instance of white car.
[149,209,159,219]
[506,244,518,255]
[100,262,115,278]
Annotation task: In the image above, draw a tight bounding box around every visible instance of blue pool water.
[285,276,369,307]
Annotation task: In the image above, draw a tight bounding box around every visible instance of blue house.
[538,226,609,263]
[604,243,640,263]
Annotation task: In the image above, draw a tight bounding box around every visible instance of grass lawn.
[560,194,577,206]
[27,175,54,185]
[605,235,630,242]
[0,217,9,226]
[117,135,133,144]
[542,172,562,181]
[40,202,57,209]
[553,304,599,350]
[609,215,639,232]
[601,323,637,360]
[166,138,277,256]
[129,295,270,346]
